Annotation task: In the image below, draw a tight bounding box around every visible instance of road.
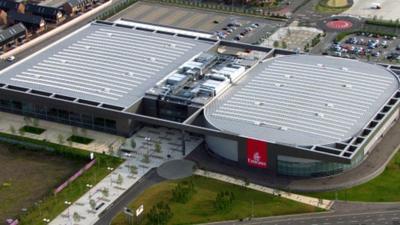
[207,210,400,225]
[94,169,165,225]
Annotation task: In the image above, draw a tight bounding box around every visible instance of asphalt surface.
[206,209,400,225]
[94,169,165,225]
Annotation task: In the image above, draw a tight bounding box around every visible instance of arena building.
[0,20,399,177]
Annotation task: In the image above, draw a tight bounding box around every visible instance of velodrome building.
[0,20,399,177]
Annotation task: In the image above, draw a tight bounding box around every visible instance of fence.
[96,0,137,20]
[54,159,97,195]
[145,0,288,20]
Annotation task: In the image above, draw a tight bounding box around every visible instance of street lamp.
[107,167,114,186]
[86,184,93,199]
[64,201,72,224]
[144,137,151,155]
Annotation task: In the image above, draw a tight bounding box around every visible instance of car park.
[328,32,400,63]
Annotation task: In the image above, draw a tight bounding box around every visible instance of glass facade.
[277,153,364,177]
[0,99,117,134]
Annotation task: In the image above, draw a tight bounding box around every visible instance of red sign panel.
[247,139,268,168]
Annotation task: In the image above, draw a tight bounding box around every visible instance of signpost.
[124,205,144,225]
[136,204,144,216]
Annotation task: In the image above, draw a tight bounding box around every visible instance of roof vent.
[275,83,284,87]
[149,57,156,62]
[342,67,348,71]
[169,43,176,48]
[127,72,134,77]
[284,74,292,78]
[343,84,352,88]
[103,87,110,93]
[61,59,67,64]
[107,33,113,37]
[255,101,264,106]
[34,74,41,79]
[280,126,288,131]
[254,121,265,126]
[315,112,324,118]
[317,64,323,67]
[85,46,91,50]
[326,103,334,108]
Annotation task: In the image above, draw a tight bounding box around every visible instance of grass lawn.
[67,135,94,145]
[112,176,321,225]
[308,150,400,202]
[0,143,83,222]
[18,156,122,224]
[20,125,46,135]
[0,132,123,224]
[315,0,350,13]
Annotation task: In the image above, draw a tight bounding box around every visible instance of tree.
[89,199,96,211]
[9,125,16,134]
[24,116,32,125]
[214,191,235,212]
[81,128,87,137]
[108,145,114,156]
[273,40,279,48]
[71,126,78,135]
[146,201,173,225]
[155,142,161,153]
[101,187,109,198]
[116,174,123,185]
[73,212,80,222]
[18,128,25,136]
[129,165,138,176]
[171,180,195,203]
[58,134,65,145]
[32,118,39,127]
[281,41,287,49]
[67,138,73,147]
[130,138,136,149]
[142,154,150,164]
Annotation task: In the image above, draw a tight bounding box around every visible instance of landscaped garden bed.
[67,135,94,145]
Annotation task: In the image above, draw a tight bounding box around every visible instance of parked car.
[6,56,15,62]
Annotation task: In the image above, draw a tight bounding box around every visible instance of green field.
[112,176,321,225]
[0,132,123,224]
[0,143,84,222]
[308,150,400,202]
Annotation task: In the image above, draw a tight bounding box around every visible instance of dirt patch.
[0,143,85,222]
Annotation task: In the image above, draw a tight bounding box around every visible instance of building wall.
[0,89,133,136]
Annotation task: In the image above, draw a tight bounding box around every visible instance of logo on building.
[247,139,267,168]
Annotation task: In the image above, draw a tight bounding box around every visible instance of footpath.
[194,169,334,210]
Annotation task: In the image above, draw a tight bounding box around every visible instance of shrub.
[171,180,195,203]
[146,201,173,225]
[214,191,235,212]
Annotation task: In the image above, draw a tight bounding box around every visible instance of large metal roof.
[205,55,399,146]
[0,21,215,109]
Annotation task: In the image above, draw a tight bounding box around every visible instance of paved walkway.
[188,121,400,193]
[49,127,202,225]
[194,169,333,210]
[0,111,123,153]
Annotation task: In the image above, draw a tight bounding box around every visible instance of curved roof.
[205,55,399,146]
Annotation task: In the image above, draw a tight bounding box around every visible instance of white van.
[371,3,381,9]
